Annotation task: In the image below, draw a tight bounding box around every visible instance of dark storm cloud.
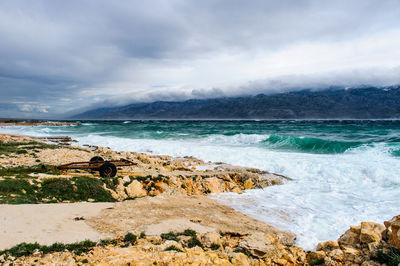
[0,0,399,117]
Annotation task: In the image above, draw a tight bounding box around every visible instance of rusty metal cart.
[57,156,136,177]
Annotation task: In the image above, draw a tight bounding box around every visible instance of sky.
[0,0,400,118]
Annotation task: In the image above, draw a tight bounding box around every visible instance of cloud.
[0,0,399,117]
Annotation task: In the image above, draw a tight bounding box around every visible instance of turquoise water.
[1,120,399,249]
[11,120,400,154]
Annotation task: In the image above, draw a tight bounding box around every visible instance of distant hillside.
[72,86,400,119]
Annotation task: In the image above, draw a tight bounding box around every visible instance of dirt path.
[0,202,113,250]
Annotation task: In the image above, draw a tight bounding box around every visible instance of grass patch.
[0,165,61,179]
[0,179,38,204]
[0,176,115,204]
[0,240,98,258]
[0,141,61,156]
[164,245,183,252]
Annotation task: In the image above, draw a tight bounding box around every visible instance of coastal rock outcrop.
[309,215,400,265]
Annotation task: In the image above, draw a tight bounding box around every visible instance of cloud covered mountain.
[72,86,400,119]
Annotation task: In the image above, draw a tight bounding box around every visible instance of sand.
[0,202,114,250]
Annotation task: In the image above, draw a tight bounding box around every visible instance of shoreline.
[0,132,398,265]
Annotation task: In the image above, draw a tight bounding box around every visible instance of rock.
[317,240,340,252]
[341,246,361,262]
[201,232,222,247]
[204,178,225,194]
[324,256,342,266]
[231,252,252,265]
[384,214,400,249]
[328,249,344,262]
[238,232,275,258]
[122,176,131,184]
[112,181,128,201]
[359,222,385,244]
[243,179,254,190]
[125,180,147,198]
[338,228,360,247]
[306,250,326,262]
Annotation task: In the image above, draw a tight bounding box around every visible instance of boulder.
[243,179,254,190]
[238,232,275,258]
[341,246,361,262]
[384,214,400,249]
[201,232,222,247]
[306,250,326,263]
[338,228,360,247]
[327,249,344,262]
[125,180,147,198]
[204,178,225,194]
[360,222,385,244]
[317,240,340,252]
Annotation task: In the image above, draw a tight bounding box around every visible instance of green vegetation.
[123,233,137,244]
[164,245,183,252]
[187,235,203,248]
[161,229,203,249]
[0,165,60,179]
[0,176,115,204]
[0,240,98,258]
[210,243,220,250]
[374,246,400,266]
[0,141,61,156]
[309,258,324,266]
[98,239,118,247]
[139,232,146,239]
[160,232,180,242]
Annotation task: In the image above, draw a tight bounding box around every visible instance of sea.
[1,120,399,250]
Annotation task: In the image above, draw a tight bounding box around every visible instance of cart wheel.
[90,156,104,163]
[99,162,117,177]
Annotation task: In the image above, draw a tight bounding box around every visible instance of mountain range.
[72,86,400,119]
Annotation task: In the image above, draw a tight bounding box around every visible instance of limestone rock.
[243,179,254,190]
[328,248,344,262]
[360,222,385,244]
[306,250,326,263]
[201,232,222,247]
[341,246,361,262]
[384,214,400,249]
[338,228,360,247]
[317,240,340,252]
[238,232,275,258]
[125,180,147,198]
[204,178,225,193]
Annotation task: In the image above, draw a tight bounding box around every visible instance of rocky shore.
[0,133,399,265]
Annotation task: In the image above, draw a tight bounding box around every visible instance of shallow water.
[2,120,399,249]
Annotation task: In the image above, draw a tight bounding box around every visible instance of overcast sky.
[1,0,400,118]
